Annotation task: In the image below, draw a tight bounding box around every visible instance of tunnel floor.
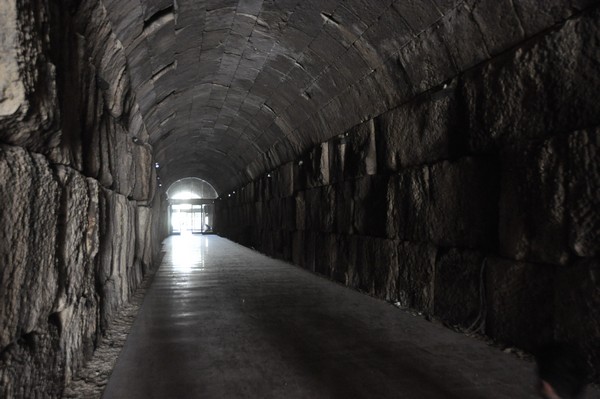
[102,235,539,399]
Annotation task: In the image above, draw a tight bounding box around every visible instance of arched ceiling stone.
[99,0,528,192]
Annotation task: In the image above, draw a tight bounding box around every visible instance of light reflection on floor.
[169,233,206,272]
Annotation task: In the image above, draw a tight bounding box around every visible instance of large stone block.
[328,135,346,184]
[376,88,454,173]
[439,3,490,71]
[397,22,455,94]
[554,258,600,381]
[434,249,485,328]
[353,236,398,300]
[397,242,437,314]
[0,146,60,350]
[498,138,568,265]
[469,0,525,57]
[395,166,429,241]
[131,143,155,202]
[334,181,354,235]
[0,0,59,153]
[485,258,554,351]
[344,119,377,179]
[96,188,136,330]
[135,205,153,276]
[461,8,600,152]
[567,128,600,257]
[428,157,498,249]
[353,175,396,238]
[315,233,337,277]
[0,322,63,399]
[276,162,294,198]
[306,142,330,188]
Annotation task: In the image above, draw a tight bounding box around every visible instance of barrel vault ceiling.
[101,0,473,193]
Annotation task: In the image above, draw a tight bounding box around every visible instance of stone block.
[397,17,456,94]
[292,231,304,267]
[332,235,357,286]
[485,258,554,351]
[96,188,136,330]
[53,165,101,384]
[344,119,377,179]
[131,143,154,201]
[353,176,396,238]
[469,0,525,56]
[0,0,59,154]
[395,167,430,241]
[397,242,437,314]
[461,9,600,152]
[554,258,600,381]
[315,233,337,277]
[306,142,330,188]
[277,162,294,198]
[281,197,296,231]
[498,138,568,265]
[295,191,306,231]
[440,3,490,71]
[434,249,485,328]
[376,88,454,173]
[304,231,317,272]
[353,236,398,300]
[135,206,153,276]
[0,146,60,350]
[335,181,354,235]
[328,134,346,184]
[428,157,498,249]
[567,128,600,257]
[304,188,320,231]
[512,0,573,37]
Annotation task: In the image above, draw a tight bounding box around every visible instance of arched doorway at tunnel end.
[166,177,218,235]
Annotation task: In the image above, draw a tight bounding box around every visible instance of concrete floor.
[102,235,540,399]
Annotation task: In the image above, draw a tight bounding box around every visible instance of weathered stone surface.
[0,146,60,350]
[554,258,600,382]
[461,9,600,153]
[314,233,338,277]
[567,128,600,257]
[334,181,354,235]
[395,166,429,241]
[397,242,437,314]
[434,249,485,328]
[54,166,100,384]
[353,176,396,238]
[485,258,554,351]
[0,323,63,398]
[397,24,452,95]
[132,143,155,202]
[376,88,454,172]
[428,157,498,249]
[96,188,137,331]
[498,138,568,265]
[344,119,377,179]
[469,0,525,57]
[353,236,398,300]
[0,0,59,153]
[305,142,330,188]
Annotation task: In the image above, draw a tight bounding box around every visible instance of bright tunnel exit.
[166,177,218,235]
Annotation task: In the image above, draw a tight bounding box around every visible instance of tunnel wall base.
[216,6,600,384]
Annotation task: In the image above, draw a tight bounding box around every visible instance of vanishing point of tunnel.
[0,0,599,398]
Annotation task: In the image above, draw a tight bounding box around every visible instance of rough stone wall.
[216,6,600,382]
[0,0,163,397]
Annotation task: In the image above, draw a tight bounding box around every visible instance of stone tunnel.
[0,0,599,397]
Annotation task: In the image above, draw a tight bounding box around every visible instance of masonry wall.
[0,0,164,397]
[216,6,600,382]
